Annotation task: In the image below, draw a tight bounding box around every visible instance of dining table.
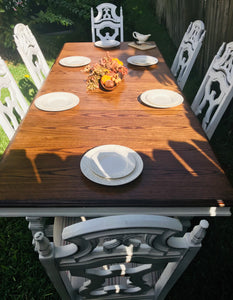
[0,41,232,220]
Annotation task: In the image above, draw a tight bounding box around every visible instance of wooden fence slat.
[153,0,233,78]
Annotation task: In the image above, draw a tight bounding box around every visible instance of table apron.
[0,207,231,217]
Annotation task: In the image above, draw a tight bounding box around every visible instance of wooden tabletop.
[0,42,233,210]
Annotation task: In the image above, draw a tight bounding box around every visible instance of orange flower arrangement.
[84,52,128,91]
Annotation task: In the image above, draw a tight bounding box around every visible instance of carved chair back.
[171,20,206,90]
[35,214,208,300]
[91,3,123,42]
[14,23,50,90]
[191,42,233,139]
[0,56,28,140]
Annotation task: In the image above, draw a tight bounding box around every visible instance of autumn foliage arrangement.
[84,52,128,91]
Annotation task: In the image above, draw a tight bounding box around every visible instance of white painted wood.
[191,41,233,139]
[171,20,206,90]
[0,56,28,140]
[91,3,124,42]
[34,215,208,300]
[14,23,50,90]
[26,216,53,244]
[0,206,231,217]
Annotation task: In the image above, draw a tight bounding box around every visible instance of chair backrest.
[34,214,208,300]
[171,20,206,90]
[91,3,123,42]
[191,42,233,139]
[0,56,28,140]
[14,23,50,90]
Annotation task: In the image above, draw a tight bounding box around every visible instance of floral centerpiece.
[83,52,128,91]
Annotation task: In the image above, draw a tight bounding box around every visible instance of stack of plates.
[127,55,158,66]
[80,145,143,186]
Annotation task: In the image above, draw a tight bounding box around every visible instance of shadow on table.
[116,51,174,86]
[0,139,230,208]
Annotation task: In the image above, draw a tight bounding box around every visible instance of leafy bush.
[0,0,93,55]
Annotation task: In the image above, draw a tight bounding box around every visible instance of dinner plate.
[140,89,184,108]
[127,55,158,66]
[59,56,91,67]
[90,145,136,179]
[94,40,120,48]
[80,145,143,186]
[35,92,80,111]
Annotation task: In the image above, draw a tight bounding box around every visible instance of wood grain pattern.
[0,42,233,208]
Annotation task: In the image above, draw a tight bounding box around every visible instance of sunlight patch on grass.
[0,128,9,158]
[0,60,54,157]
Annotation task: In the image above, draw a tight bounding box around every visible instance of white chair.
[91,3,124,42]
[13,23,50,90]
[171,20,206,90]
[0,56,28,140]
[191,41,233,140]
[0,57,53,239]
[34,214,208,300]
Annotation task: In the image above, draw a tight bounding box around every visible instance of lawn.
[0,1,233,299]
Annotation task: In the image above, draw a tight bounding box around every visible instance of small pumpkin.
[104,80,115,88]
[100,75,116,91]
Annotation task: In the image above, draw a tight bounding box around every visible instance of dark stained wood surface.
[0,42,233,208]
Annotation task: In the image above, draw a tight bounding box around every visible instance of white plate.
[140,89,184,108]
[90,145,136,179]
[127,55,158,66]
[80,145,143,186]
[59,56,91,67]
[35,92,80,111]
[94,40,120,48]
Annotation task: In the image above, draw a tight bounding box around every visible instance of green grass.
[0,218,57,299]
[0,60,55,157]
[0,1,233,299]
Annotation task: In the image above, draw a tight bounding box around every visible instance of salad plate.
[90,145,136,179]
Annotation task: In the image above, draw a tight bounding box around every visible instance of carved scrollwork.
[14,24,50,89]
[0,57,28,140]
[102,8,112,19]
[91,3,123,42]
[191,41,233,138]
[36,216,208,299]
[77,263,153,298]
[59,225,183,297]
[171,20,205,90]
